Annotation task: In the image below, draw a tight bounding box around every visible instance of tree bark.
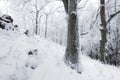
[62,0,80,72]
[35,11,39,35]
[99,0,107,63]
[45,14,48,38]
[62,0,68,13]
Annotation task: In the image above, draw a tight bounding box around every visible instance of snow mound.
[0,30,120,80]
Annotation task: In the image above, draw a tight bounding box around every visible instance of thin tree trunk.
[35,11,39,35]
[45,14,48,38]
[99,0,107,63]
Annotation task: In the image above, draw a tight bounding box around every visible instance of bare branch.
[107,10,120,24]
[90,7,100,29]
[38,2,49,12]
[80,32,89,35]
[78,0,88,9]
[22,0,32,6]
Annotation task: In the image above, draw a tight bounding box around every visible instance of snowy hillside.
[0,30,120,80]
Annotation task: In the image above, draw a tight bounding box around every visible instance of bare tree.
[16,0,49,35]
[44,13,48,38]
[62,0,81,73]
[99,0,120,63]
[99,0,107,63]
[32,0,49,35]
[43,6,64,38]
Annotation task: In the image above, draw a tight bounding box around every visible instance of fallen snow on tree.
[0,30,120,80]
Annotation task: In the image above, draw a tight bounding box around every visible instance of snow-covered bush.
[26,49,39,69]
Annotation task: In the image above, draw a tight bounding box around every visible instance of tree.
[99,0,107,63]
[28,0,49,35]
[8,0,49,35]
[62,0,81,73]
[99,0,120,63]
[44,13,48,38]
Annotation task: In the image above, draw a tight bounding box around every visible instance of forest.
[0,0,120,80]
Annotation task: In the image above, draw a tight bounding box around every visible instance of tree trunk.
[62,0,68,13]
[35,11,39,35]
[63,0,80,72]
[99,0,107,63]
[45,14,48,38]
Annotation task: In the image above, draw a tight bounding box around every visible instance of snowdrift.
[0,30,120,80]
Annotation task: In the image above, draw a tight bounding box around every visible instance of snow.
[71,11,77,15]
[0,30,120,80]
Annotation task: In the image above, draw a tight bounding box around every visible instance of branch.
[89,7,100,29]
[80,32,89,35]
[106,5,120,10]
[78,0,88,9]
[38,2,49,12]
[51,6,63,14]
[62,0,68,13]
[107,10,120,24]
[23,0,32,6]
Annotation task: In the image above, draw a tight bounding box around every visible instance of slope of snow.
[0,30,120,80]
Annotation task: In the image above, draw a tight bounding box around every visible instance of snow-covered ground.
[0,29,120,80]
